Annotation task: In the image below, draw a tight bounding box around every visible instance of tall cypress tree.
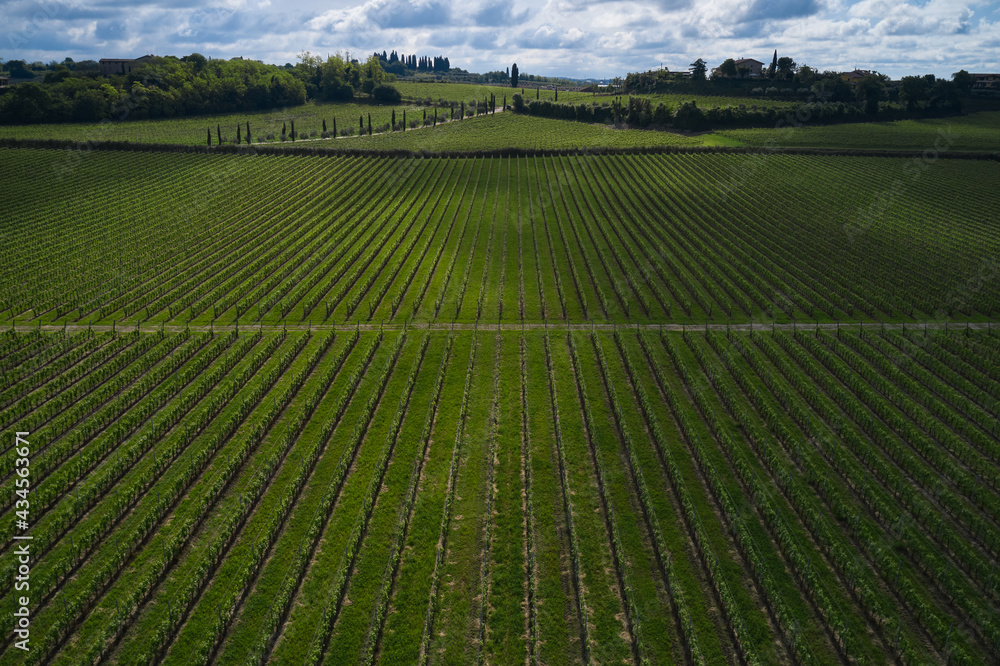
[368,113,372,135]
[246,121,251,143]
[237,124,241,143]
[290,120,295,141]
[402,109,406,131]
[217,125,221,144]
[333,118,337,138]
[768,50,778,78]
[392,109,396,130]
[207,128,211,146]
[322,119,327,133]
[511,63,519,88]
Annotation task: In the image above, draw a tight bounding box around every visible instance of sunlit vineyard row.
[3,324,1000,664]
[3,148,999,327]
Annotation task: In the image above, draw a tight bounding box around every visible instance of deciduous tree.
[777,57,796,79]
[717,58,738,78]
[951,69,974,94]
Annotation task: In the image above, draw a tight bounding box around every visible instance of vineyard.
[3,323,1000,664]
[2,144,1000,665]
[3,149,1000,327]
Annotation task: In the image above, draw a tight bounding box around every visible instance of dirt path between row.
[12,320,1000,334]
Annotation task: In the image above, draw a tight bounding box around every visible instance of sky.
[3,0,999,80]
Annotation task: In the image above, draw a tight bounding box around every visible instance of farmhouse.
[0,77,9,89]
[99,55,156,77]
[734,58,764,78]
[972,73,1000,90]
[840,69,872,85]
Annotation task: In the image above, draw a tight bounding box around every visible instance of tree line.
[0,52,400,124]
[375,52,450,76]
[626,56,976,112]
[512,93,965,132]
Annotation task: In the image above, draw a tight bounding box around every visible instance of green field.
[3,79,998,158]
[718,110,1000,152]
[331,113,715,151]
[0,81,810,150]
[2,142,999,666]
[0,99,462,146]
[395,80,796,110]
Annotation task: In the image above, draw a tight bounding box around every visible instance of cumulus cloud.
[515,24,587,48]
[311,0,450,33]
[597,31,638,50]
[780,16,871,40]
[746,0,823,21]
[472,0,530,26]
[1,0,998,80]
[850,0,975,35]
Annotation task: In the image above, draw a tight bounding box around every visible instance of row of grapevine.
[418,332,478,663]
[356,336,454,665]
[237,331,405,664]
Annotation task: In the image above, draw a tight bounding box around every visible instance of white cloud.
[2,0,999,79]
[598,31,637,50]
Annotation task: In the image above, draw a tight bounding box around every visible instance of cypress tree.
[290,120,295,141]
[282,122,286,136]
[392,109,396,130]
[536,87,539,100]
[555,88,558,101]
[461,101,465,119]
[503,94,506,110]
[237,124,241,143]
[402,109,406,131]
[207,128,211,146]
[333,118,337,138]
[368,113,372,135]
[246,121,251,143]
[434,107,437,125]
[217,125,221,144]
[423,109,426,122]
[322,119,327,133]
[360,115,363,133]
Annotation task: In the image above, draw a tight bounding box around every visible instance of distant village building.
[734,58,764,78]
[0,77,10,89]
[840,69,872,85]
[99,55,156,77]
[971,73,1000,90]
